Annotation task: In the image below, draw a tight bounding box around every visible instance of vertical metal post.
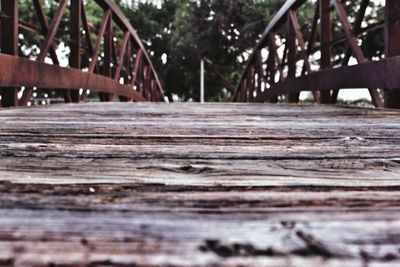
[69,0,82,103]
[255,51,262,97]
[320,0,332,104]
[290,10,320,103]
[1,0,19,107]
[119,38,131,102]
[100,12,113,102]
[241,79,247,102]
[145,66,151,101]
[287,11,299,103]
[385,0,400,108]
[200,59,205,103]
[248,66,255,102]
[267,41,278,103]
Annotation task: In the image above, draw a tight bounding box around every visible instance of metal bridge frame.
[234,0,400,109]
[0,0,164,108]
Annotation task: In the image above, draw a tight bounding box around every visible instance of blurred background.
[14,0,386,105]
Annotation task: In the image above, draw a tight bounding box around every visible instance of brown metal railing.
[233,0,400,109]
[0,0,165,108]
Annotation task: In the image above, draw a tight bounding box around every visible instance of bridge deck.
[0,103,400,266]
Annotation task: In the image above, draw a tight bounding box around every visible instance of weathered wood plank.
[0,103,399,266]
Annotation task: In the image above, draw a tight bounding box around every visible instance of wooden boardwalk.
[0,102,400,266]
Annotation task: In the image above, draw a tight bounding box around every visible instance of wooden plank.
[0,103,400,266]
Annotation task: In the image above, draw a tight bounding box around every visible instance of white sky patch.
[338,89,372,101]
[121,0,162,8]
[161,53,168,64]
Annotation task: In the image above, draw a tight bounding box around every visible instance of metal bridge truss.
[0,0,164,108]
[234,0,400,109]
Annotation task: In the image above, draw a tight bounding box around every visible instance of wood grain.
[0,103,400,266]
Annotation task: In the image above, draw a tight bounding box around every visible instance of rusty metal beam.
[119,37,132,102]
[0,54,146,102]
[68,0,82,103]
[255,50,265,98]
[319,0,332,104]
[302,0,319,76]
[234,0,307,99]
[20,0,68,106]
[114,32,130,81]
[289,10,320,103]
[333,0,383,108]
[269,34,285,83]
[99,12,114,102]
[254,56,400,103]
[33,0,60,65]
[94,0,164,98]
[131,49,143,88]
[0,0,164,107]
[287,11,299,103]
[265,46,277,103]
[81,1,94,57]
[1,0,19,107]
[309,21,384,57]
[247,66,255,102]
[343,0,369,66]
[88,10,112,73]
[233,0,396,109]
[385,0,400,108]
[331,0,370,104]
[37,0,68,62]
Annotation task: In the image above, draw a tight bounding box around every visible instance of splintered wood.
[0,103,400,267]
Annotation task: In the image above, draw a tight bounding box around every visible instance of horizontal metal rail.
[0,0,165,107]
[0,54,147,101]
[254,55,400,101]
[234,0,400,109]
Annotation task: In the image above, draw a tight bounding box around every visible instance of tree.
[120,0,284,101]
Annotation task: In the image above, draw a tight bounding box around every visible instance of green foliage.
[120,0,283,101]
[119,0,385,102]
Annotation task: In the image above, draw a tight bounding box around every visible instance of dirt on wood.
[0,103,399,266]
